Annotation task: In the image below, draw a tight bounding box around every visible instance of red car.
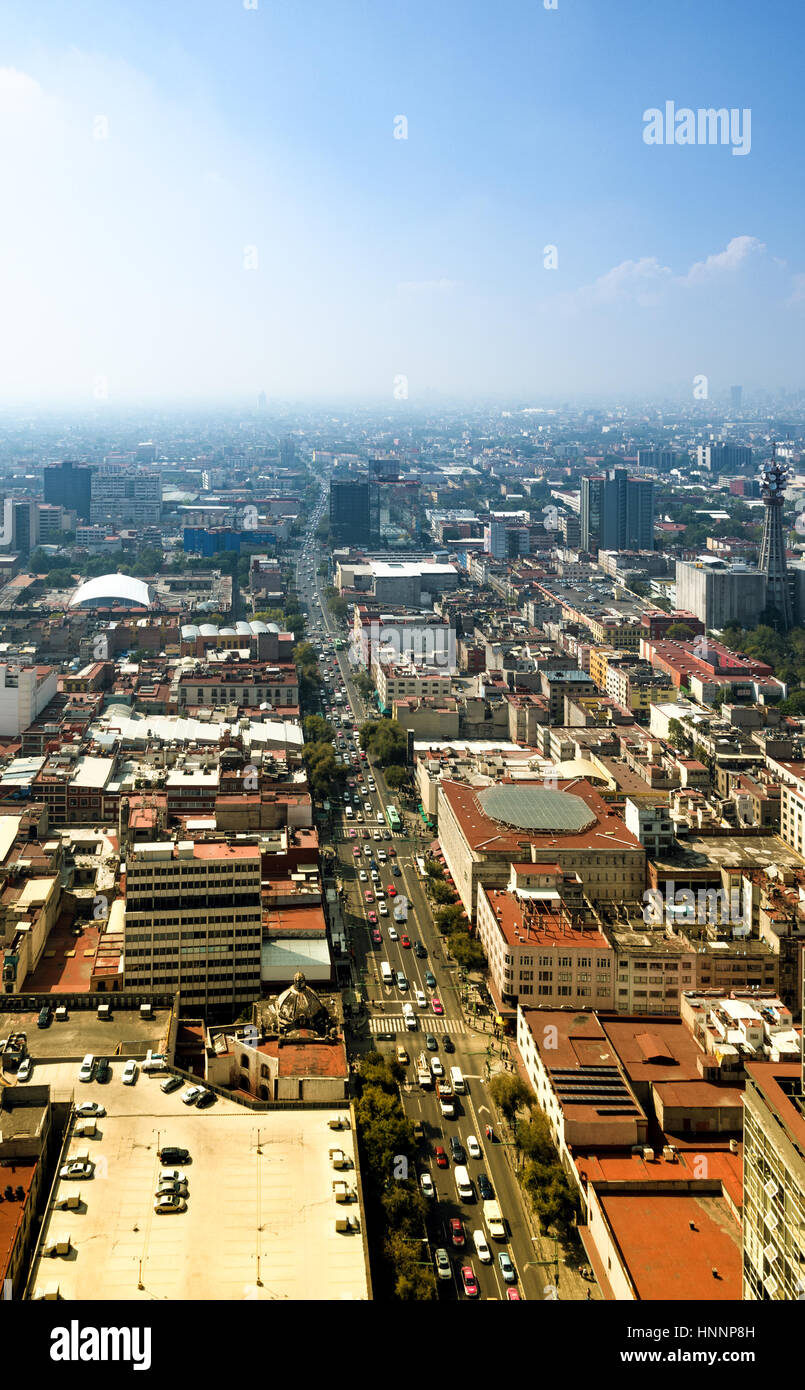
[387,885,397,897]
[431,997,444,1015]
[461,1266,479,1298]
[371,929,382,946]
[506,1288,522,1301]
[434,1144,448,1169]
[400,935,411,949]
[387,846,396,857]
[364,890,374,904]
[367,911,378,925]
[449,1218,465,1248]
[360,751,367,760]
[352,846,361,857]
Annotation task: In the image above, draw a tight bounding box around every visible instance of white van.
[450,1066,466,1094]
[380,961,394,985]
[78,1054,94,1083]
[454,1165,473,1201]
[473,1229,492,1263]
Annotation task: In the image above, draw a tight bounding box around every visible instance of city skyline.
[0,0,804,405]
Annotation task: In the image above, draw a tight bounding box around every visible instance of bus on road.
[385,805,401,834]
[415,855,427,879]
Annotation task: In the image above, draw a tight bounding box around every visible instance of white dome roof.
[69,573,154,609]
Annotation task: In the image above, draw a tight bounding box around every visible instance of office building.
[483,519,507,560]
[90,466,161,526]
[675,558,767,629]
[123,840,263,1012]
[696,443,753,474]
[730,385,743,413]
[329,479,379,545]
[637,448,676,473]
[280,436,297,469]
[0,664,58,736]
[43,459,94,522]
[580,469,654,554]
[742,1062,805,1300]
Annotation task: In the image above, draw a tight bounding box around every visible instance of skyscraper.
[758,448,792,629]
[730,384,743,413]
[43,459,94,522]
[580,468,654,554]
[329,479,379,545]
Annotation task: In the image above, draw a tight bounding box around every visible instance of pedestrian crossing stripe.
[368,1017,465,1034]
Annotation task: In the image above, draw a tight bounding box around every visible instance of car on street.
[17,1057,32,1082]
[443,1036,455,1053]
[449,1217,465,1248]
[461,1265,479,1298]
[181,1085,204,1105]
[364,890,374,904]
[413,940,426,956]
[121,1059,138,1086]
[506,1287,522,1300]
[75,1102,105,1118]
[388,926,398,940]
[450,1137,466,1164]
[425,1034,438,1051]
[434,1248,452,1281]
[378,902,389,916]
[396,972,408,991]
[387,885,397,897]
[431,997,444,1015]
[359,869,367,881]
[434,1144,448,1168]
[430,1057,444,1077]
[415,989,427,1008]
[367,911,377,924]
[154,1194,187,1214]
[371,929,382,945]
[498,1252,516,1283]
[473,1230,492,1263]
[477,1173,494,1201]
[60,1160,93,1180]
[401,934,410,948]
[425,971,436,987]
[352,846,361,857]
[466,1135,481,1159]
[419,1171,435,1198]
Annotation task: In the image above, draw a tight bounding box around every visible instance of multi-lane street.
[291,492,555,1301]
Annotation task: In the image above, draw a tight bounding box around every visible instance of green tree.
[303,714,334,743]
[434,904,466,934]
[448,932,486,970]
[424,859,445,880]
[488,1073,532,1124]
[354,670,375,698]
[666,622,695,641]
[384,764,408,791]
[429,879,455,905]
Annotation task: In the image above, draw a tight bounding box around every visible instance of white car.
[75,1101,105,1118]
[430,1057,444,1078]
[359,869,367,882]
[388,927,398,941]
[378,902,389,916]
[473,1230,492,1263]
[415,990,427,1009]
[16,1056,32,1082]
[364,802,372,813]
[159,1168,186,1185]
[181,1085,204,1105]
[466,1135,481,1159]
[419,1171,435,1198]
[121,1059,138,1086]
[370,869,379,882]
[376,812,384,825]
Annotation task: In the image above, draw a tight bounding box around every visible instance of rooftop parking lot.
[27,1065,370,1301]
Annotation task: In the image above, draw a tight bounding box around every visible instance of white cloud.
[682,235,765,285]
[579,256,672,306]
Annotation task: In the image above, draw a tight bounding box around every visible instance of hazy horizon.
[1,0,804,408]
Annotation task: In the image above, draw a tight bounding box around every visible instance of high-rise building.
[580,468,654,554]
[90,466,161,526]
[637,448,676,473]
[280,436,296,469]
[43,459,94,522]
[483,519,507,560]
[123,840,263,1013]
[758,450,792,630]
[675,557,767,628]
[560,512,581,548]
[329,479,379,545]
[697,443,753,473]
[730,384,743,413]
[742,1061,805,1300]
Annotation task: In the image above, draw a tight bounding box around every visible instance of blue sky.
[0,0,803,406]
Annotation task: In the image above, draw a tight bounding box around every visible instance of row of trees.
[354,1053,436,1300]
[487,1075,581,1245]
[423,859,486,969]
[359,717,407,767]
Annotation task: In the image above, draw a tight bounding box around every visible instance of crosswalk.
[368,1016,465,1035]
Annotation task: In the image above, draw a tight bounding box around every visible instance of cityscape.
[0,0,803,1361]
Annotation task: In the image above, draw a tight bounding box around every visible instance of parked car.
[121,1059,138,1086]
[196,1089,216,1109]
[159,1145,191,1164]
[75,1101,105,1118]
[159,1169,186,1185]
[16,1057,32,1082]
[60,1160,93,1180]
[154,1194,186,1214]
[160,1075,182,1094]
[155,1179,187,1197]
[95,1057,110,1083]
[181,1085,204,1105]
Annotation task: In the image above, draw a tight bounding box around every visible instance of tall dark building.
[329,479,379,545]
[758,449,792,630]
[43,459,94,522]
[730,384,743,413]
[280,436,296,468]
[580,468,654,554]
[636,448,676,473]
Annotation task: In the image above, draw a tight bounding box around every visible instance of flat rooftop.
[652,833,803,874]
[27,1067,369,1301]
[0,1005,173,1060]
[596,1191,741,1300]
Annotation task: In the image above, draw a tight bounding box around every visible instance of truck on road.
[483,1199,506,1239]
[416,1053,433,1087]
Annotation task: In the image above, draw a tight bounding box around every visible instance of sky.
[0,0,803,409]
